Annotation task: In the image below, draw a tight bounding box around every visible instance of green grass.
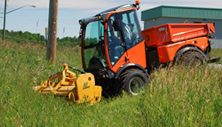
[0,41,221,126]
[210,48,222,64]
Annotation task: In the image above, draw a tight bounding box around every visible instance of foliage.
[57,36,80,47]
[0,41,221,126]
[0,30,81,47]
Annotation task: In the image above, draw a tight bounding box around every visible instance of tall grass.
[0,41,221,126]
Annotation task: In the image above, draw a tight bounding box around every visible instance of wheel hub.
[129,77,145,95]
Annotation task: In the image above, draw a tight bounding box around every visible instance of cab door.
[105,13,128,73]
[105,10,146,73]
[121,10,146,69]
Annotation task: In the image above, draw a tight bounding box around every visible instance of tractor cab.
[79,1,146,77]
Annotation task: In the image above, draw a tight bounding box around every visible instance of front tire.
[118,69,149,95]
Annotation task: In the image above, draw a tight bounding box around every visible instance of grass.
[0,41,222,126]
[210,48,222,64]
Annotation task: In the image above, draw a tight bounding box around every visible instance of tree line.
[0,30,81,47]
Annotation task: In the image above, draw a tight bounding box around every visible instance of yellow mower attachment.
[33,64,102,105]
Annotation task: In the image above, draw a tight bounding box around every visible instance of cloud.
[3,0,131,9]
[1,0,221,38]
[2,0,221,15]
[3,0,221,9]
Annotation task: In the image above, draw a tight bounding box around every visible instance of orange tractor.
[78,0,220,95]
[34,0,220,104]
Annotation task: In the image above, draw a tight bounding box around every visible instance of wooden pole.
[3,0,7,41]
[47,0,58,65]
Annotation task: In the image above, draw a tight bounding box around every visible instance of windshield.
[83,20,107,70]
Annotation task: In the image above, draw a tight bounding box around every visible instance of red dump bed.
[141,22,215,48]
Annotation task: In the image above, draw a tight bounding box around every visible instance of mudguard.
[115,63,149,79]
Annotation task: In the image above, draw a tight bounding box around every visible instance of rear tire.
[175,50,207,67]
[118,69,149,95]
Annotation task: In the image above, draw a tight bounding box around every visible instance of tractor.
[78,0,220,95]
[34,0,220,104]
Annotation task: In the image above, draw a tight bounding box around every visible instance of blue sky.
[0,0,221,38]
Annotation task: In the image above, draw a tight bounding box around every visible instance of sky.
[0,0,221,39]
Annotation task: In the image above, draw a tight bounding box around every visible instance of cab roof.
[79,4,135,29]
[96,4,133,16]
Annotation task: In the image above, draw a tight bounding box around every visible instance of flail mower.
[33,64,102,105]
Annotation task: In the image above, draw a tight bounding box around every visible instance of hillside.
[0,41,221,126]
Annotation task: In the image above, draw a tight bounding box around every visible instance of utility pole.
[3,0,7,41]
[47,0,58,65]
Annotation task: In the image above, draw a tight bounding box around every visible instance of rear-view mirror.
[113,18,121,31]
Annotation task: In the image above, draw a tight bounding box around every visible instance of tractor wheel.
[118,69,149,95]
[175,51,207,67]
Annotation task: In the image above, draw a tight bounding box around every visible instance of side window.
[107,14,125,66]
[119,10,143,50]
[84,21,105,70]
[122,13,129,24]
[129,11,140,38]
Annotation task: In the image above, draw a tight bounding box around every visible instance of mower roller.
[33,64,102,105]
